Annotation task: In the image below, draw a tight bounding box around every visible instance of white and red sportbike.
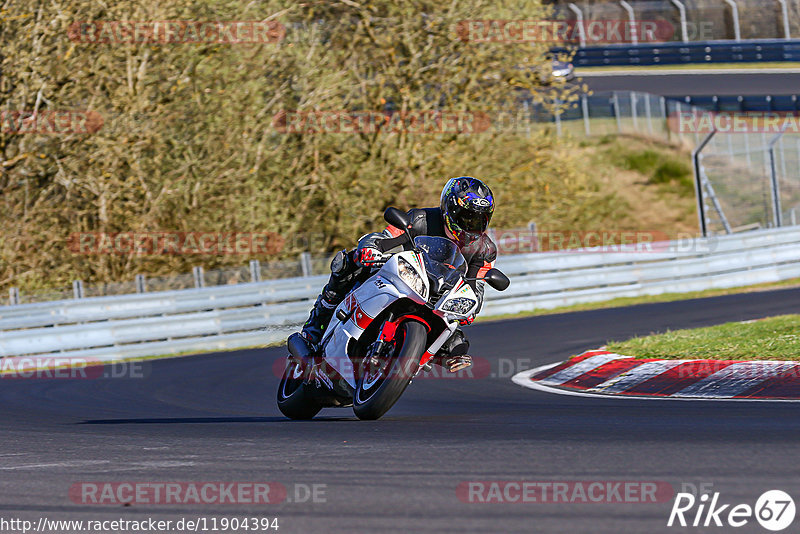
[277,208,509,420]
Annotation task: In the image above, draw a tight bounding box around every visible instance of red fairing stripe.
[353,306,373,329]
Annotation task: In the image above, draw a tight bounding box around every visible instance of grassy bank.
[606,314,800,360]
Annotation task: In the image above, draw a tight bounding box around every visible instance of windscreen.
[413,236,466,276]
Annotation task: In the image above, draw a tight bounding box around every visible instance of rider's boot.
[432,329,472,372]
[300,288,339,347]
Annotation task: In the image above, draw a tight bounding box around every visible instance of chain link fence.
[553,0,800,42]
[695,126,800,235]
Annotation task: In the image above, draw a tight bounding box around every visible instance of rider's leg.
[300,250,360,346]
[433,328,472,372]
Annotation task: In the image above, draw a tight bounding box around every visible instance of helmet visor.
[451,204,490,234]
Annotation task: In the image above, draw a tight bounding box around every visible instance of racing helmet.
[440,177,494,246]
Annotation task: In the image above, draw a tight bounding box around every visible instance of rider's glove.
[459,314,476,326]
[356,246,387,268]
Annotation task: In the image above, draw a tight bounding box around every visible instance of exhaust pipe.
[287,332,314,362]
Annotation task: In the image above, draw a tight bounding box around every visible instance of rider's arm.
[464,235,498,319]
[465,259,493,317]
[356,210,416,262]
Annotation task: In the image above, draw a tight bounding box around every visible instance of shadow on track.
[78,416,356,425]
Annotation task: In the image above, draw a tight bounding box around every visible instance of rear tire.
[353,320,427,420]
[277,358,322,420]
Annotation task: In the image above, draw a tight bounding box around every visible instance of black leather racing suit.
[360,207,497,312]
[304,207,497,358]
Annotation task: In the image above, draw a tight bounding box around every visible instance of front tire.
[277,358,322,420]
[353,320,427,420]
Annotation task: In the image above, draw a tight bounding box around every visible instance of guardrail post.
[726,133,734,163]
[581,95,590,136]
[300,252,312,277]
[528,221,538,252]
[135,274,146,293]
[9,287,19,306]
[724,0,741,42]
[767,125,789,228]
[612,92,621,133]
[567,3,587,47]
[692,129,717,237]
[777,0,791,39]
[72,280,84,299]
[619,1,638,45]
[644,94,653,135]
[630,92,639,131]
[743,129,752,166]
[669,0,689,43]
[250,260,261,282]
[193,266,205,288]
[660,96,668,140]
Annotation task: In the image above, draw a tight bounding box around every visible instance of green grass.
[607,314,800,360]
[603,139,695,195]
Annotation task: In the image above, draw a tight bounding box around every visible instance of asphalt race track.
[2,288,800,533]
[581,71,800,97]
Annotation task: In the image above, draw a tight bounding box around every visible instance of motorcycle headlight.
[441,297,477,315]
[398,257,427,299]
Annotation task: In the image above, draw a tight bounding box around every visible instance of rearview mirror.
[384,207,411,232]
[482,268,510,291]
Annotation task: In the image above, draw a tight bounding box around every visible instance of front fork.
[367,311,396,367]
[373,314,456,374]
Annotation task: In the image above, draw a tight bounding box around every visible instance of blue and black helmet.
[440,177,494,245]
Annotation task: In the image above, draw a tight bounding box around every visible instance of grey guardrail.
[2,226,800,361]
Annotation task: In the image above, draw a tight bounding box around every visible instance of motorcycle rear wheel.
[353,320,427,420]
[277,357,322,420]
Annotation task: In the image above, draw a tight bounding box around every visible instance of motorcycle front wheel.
[353,320,427,420]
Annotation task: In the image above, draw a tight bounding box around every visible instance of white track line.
[577,68,800,77]
[512,363,800,403]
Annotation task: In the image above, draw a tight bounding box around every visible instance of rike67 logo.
[668,489,795,531]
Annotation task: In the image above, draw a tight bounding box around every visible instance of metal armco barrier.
[2,226,800,361]
[558,39,800,67]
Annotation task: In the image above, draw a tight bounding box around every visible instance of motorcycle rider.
[299,176,497,373]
